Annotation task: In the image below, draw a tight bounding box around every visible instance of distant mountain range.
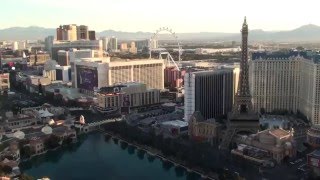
[1,24,320,42]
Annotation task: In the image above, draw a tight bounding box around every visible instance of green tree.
[0,143,8,152]
[0,165,12,174]
[44,135,60,149]
[260,124,269,130]
[20,173,34,180]
[20,145,32,159]
[62,135,73,145]
[14,62,23,71]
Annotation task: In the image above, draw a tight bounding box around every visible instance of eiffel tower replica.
[220,17,259,150]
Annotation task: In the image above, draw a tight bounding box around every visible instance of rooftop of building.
[311,124,320,130]
[161,120,188,127]
[6,114,36,122]
[0,158,19,168]
[268,128,291,139]
[22,125,74,140]
[308,149,320,158]
[45,86,91,100]
[114,82,146,87]
[110,57,162,62]
[252,50,320,63]
[53,39,100,44]
[98,86,125,95]
[38,109,54,118]
[188,67,234,75]
[257,128,292,140]
[190,111,216,124]
[75,57,164,66]
[190,111,205,122]
[29,135,47,144]
[98,82,153,95]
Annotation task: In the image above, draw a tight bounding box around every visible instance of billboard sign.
[76,65,98,91]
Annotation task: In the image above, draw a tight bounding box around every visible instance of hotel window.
[141,94,145,105]
[149,92,152,104]
[115,96,119,106]
[107,97,111,107]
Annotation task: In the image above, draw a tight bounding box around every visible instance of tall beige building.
[96,82,160,111]
[77,25,89,40]
[250,52,320,124]
[0,73,10,92]
[56,24,77,41]
[129,42,137,54]
[108,58,164,89]
[120,43,128,52]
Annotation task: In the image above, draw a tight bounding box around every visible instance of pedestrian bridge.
[86,117,123,127]
[76,117,123,134]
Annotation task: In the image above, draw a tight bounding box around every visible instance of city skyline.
[2,0,320,33]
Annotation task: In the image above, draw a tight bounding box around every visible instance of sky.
[1,0,320,33]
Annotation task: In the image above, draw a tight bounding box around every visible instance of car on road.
[289,158,304,165]
[298,164,307,172]
[295,158,303,163]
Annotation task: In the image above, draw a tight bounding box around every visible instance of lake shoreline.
[103,130,219,180]
[21,132,205,180]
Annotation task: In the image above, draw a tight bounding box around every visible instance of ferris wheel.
[149,27,182,71]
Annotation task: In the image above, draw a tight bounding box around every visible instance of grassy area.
[0,95,6,108]
[0,141,9,152]
[0,95,10,114]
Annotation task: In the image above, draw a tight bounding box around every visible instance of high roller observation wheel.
[149,27,182,70]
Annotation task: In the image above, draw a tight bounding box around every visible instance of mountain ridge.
[1,24,320,42]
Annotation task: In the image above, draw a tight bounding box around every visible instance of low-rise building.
[1,141,20,161]
[26,75,51,93]
[188,111,220,144]
[237,128,296,163]
[21,104,65,120]
[96,82,160,113]
[232,144,272,166]
[0,158,20,178]
[51,40,102,60]
[156,120,188,138]
[307,125,320,148]
[307,149,320,177]
[260,115,309,148]
[37,109,54,124]
[195,47,241,54]
[52,126,77,142]
[29,53,50,65]
[5,114,37,130]
[0,73,10,93]
[29,137,46,155]
[57,50,70,66]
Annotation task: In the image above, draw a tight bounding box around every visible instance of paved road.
[221,152,310,180]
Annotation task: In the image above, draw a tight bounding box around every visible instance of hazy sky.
[1,0,320,33]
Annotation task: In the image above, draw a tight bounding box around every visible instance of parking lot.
[257,157,311,180]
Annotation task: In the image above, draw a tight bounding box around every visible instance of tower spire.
[233,16,252,114]
[220,17,259,150]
